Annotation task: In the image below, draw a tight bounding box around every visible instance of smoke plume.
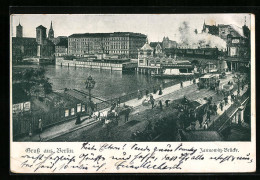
[177,21,227,50]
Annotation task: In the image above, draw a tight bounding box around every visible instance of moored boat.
[151,60,196,78]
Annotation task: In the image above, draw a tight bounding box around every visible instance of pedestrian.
[159,100,163,110]
[199,114,203,128]
[153,86,157,94]
[125,108,130,122]
[151,98,155,109]
[213,103,217,115]
[158,86,163,95]
[207,110,211,122]
[224,97,228,105]
[193,78,196,84]
[180,81,183,88]
[231,94,235,102]
[75,113,81,125]
[29,123,32,139]
[117,98,121,107]
[38,119,43,133]
[145,89,149,97]
[137,90,141,100]
[165,100,170,107]
[90,100,95,115]
[220,101,223,111]
[150,95,155,109]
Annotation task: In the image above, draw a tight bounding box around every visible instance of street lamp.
[85,75,96,102]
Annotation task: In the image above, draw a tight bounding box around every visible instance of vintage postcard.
[10,13,255,173]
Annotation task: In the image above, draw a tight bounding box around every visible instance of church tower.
[16,21,23,38]
[48,21,54,40]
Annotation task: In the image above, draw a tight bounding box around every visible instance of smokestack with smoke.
[177,21,227,50]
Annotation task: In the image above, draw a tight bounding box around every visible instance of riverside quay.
[11,14,252,142]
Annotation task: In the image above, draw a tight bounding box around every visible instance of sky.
[10,14,251,42]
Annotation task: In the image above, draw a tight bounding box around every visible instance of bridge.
[208,91,250,135]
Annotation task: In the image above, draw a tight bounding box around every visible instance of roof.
[200,74,216,79]
[181,130,222,141]
[111,32,146,37]
[36,25,47,29]
[69,32,147,38]
[150,42,162,48]
[229,24,246,38]
[140,42,153,51]
[69,33,111,38]
[56,39,68,47]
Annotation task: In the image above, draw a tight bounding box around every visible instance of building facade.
[36,25,47,45]
[138,39,154,67]
[55,38,68,56]
[12,23,37,62]
[12,37,38,62]
[150,42,163,56]
[68,32,146,58]
[52,36,68,45]
[202,21,219,35]
[36,24,55,58]
[16,22,23,38]
[162,37,177,49]
[226,34,250,58]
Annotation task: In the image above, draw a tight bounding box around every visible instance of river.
[13,64,182,100]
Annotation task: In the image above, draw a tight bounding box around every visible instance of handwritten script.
[17,142,254,173]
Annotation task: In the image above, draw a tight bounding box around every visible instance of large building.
[12,22,37,62]
[12,22,55,61]
[200,19,250,58]
[12,37,38,62]
[68,32,147,58]
[162,37,177,49]
[202,20,219,36]
[226,29,250,58]
[36,25,47,45]
[36,24,55,58]
[202,19,250,43]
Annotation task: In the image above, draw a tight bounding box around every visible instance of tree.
[12,67,52,103]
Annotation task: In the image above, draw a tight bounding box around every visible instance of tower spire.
[50,21,53,29]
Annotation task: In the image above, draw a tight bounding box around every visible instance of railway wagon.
[164,47,219,59]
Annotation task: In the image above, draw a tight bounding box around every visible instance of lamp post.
[85,75,96,102]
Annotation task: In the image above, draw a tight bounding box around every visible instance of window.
[65,110,69,117]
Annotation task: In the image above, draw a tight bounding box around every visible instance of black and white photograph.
[11,14,252,143]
